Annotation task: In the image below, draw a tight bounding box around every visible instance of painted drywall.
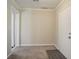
[21,9,56,45]
[7,0,20,56]
[56,0,71,59]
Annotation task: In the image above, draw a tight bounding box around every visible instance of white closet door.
[58,7,71,59]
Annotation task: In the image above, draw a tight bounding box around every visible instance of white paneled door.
[58,6,71,59]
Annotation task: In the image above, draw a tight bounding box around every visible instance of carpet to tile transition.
[47,49,67,59]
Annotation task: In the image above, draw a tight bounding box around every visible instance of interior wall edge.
[11,0,21,10]
[19,11,22,46]
[55,0,65,9]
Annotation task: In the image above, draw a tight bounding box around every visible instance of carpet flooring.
[8,46,56,59]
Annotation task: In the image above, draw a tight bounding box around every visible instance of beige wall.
[21,9,56,45]
[56,0,71,59]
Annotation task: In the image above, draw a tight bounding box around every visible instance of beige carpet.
[8,46,56,59]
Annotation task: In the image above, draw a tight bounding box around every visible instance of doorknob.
[68,36,71,39]
[68,32,71,39]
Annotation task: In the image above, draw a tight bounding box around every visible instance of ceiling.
[15,0,62,9]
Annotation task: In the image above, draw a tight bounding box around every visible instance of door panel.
[58,7,71,59]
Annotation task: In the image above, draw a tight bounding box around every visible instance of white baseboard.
[21,44,56,46]
[7,46,18,58]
